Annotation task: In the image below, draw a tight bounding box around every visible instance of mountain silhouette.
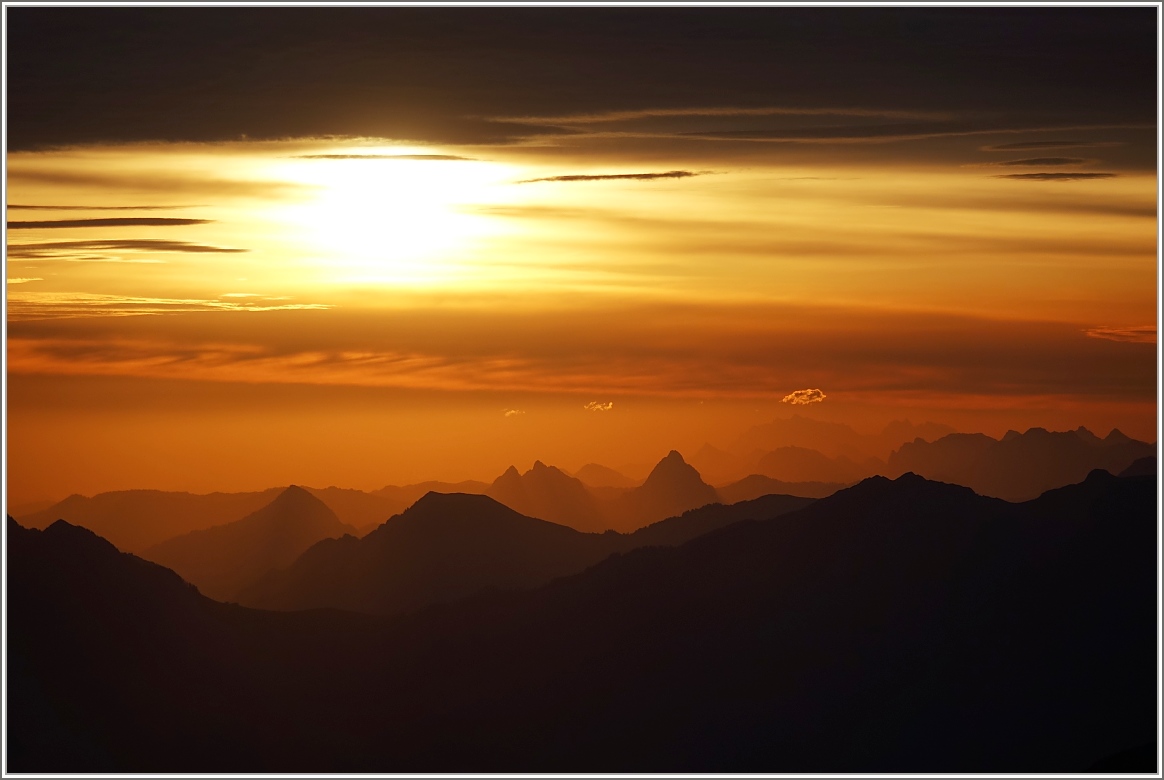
[8,470,1155,771]
[486,461,609,532]
[375,479,490,507]
[716,473,846,503]
[238,488,813,616]
[754,445,884,484]
[604,450,720,531]
[1118,455,1156,477]
[301,486,407,535]
[572,462,638,488]
[689,442,748,485]
[888,427,1155,500]
[15,487,284,553]
[733,414,955,463]
[237,492,618,615]
[142,486,356,601]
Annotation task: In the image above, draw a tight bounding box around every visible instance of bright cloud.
[782,388,827,405]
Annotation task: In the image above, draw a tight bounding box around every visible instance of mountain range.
[237,489,814,615]
[8,469,1154,771]
[887,426,1155,500]
[143,486,358,601]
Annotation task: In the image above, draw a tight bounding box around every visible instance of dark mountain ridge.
[8,469,1155,772]
[888,426,1156,500]
[238,489,812,615]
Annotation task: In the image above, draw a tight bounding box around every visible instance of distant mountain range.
[237,489,813,615]
[15,485,401,553]
[143,486,357,601]
[8,469,1154,771]
[887,426,1155,501]
[690,415,952,485]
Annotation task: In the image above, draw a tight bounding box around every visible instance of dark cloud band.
[292,154,475,161]
[6,204,196,211]
[994,157,1089,166]
[8,239,246,256]
[982,140,1124,151]
[518,170,701,183]
[994,172,1116,181]
[8,218,211,229]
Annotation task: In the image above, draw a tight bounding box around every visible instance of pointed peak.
[269,485,318,507]
[532,460,547,470]
[1105,428,1132,443]
[502,465,520,478]
[664,449,685,463]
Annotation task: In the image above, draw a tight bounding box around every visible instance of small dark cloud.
[7,239,246,257]
[292,154,475,161]
[994,157,1088,166]
[6,204,198,211]
[982,140,1124,151]
[7,218,211,229]
[518,170,701,184]
[994,172,1117,181]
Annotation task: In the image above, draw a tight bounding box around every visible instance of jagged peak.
[531,460,548,471]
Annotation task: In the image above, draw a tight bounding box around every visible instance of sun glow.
[271,149,519,286]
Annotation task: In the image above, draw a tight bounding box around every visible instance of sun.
[273,148,516,286]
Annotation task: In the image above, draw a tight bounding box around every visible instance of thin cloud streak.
[6,203,200,211]
[493,105,958,126]
[7,292,330,320]
[993,157,1089,166]
[8,218,211,229]
[982,140,1125,151]
[7,239,247,257]
[1085,326,1157,344]
[292,154,476,161]
[518,170,701,183]
[994,173,1117,181]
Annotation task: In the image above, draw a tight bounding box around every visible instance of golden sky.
[5,10,1159,504]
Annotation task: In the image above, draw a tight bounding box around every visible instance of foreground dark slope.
[8,472,1156,772]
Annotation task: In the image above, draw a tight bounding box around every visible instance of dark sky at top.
[5,7,1158,150]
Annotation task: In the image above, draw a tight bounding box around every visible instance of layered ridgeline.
[16,485,404,553]
[887,426,1155,501]
[8,470,1154,772]
[237,491,813,615]
[142,486,358,602]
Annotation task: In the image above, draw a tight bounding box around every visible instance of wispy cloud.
[6,204,200,211]
[992,157,1089,167]
[7,292,330,320]
[492,106,958,126]
[7,239,247,259]
[292,154,475,161]
[518,170,701,184]
[6,277,43,284]
[502,408,526,417]
[981,140,1125,151]
[584,401,614,411]
[994,172,1117,182]
[8,218,211,230]
[1085,326,1157,344]
[782,388,826,405]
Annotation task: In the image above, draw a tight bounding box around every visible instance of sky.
[4,7,1159,505]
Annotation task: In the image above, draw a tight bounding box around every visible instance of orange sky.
[4,10,1159,506]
